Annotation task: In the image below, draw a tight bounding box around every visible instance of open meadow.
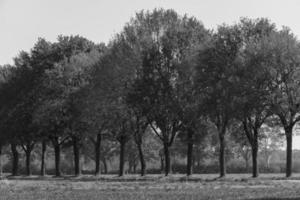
[1,174,300,200]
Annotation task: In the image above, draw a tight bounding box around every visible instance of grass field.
[1,174,300,200]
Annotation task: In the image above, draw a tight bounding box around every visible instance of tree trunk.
[102,157,107,174]
[95,133,101,176]
[73,136,81,176]
[0,144,2,177]
[245,156,249,172]
[128,160,133,173]
[196,156,201,169]
[163,142,170,176]
[251,130,259,177]
[219,134,226,177]
[133,162,137,174]
[11,143,19,176]
[160,154,164,173]
[25,149,32,176]
[137,142,146,176]
[53,140,61,177]
[192,154,196,172]
[286,128,293,177]
[40,140,47,176]
[118,138,125,176]
[186,129,194,176]
[170,154,173,174]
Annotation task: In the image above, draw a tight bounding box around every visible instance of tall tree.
[0,65,15,175]
[195,24,242,177]
[111,109,132,177]
[0,49,45,176]
[33,35,99,176]
[264,29,300,177]
[235,18,275,177]
[126,9,208,176]
[131,113,148,176]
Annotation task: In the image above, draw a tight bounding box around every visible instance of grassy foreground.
[1,174,300,200]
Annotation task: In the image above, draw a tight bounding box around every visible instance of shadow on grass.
[3,175,160,182]
[4,174,300,183]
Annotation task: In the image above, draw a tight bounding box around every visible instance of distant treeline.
[0,9,299,178]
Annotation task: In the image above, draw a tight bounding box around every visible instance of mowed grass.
[1,174,300,200]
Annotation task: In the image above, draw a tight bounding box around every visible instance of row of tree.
[0,9,299,178]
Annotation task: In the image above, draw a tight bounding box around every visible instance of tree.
[0,65,15,176]
[82,104,111,176]
[235,18,275,177]
[91,36,137,176]
[129,111,148,176]
[112,105,134,176]
[127,9,208,176]
[177,59,209,175]
[40,140,47,176]
[0,48,48,176]
[9,100,38,176]
[36,50,100,176]
[0,52,32,176]
[263,29,300,177]
[76,43,118,176]
[195,24,243,177]
[64,51,102,176]
[33,36,99,176]
[1,38,59,176]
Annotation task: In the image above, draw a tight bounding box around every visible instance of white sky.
[1,0,300,148]
[2,0,300,65]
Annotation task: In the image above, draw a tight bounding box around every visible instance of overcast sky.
[1,0,300,65]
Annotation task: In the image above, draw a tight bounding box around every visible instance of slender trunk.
[25,149,32,176]
[73,136,81,176]
[286,128,293,177]
[40,140,47,176]
[0,144,2,177]
[245,156,249,172]
[128,161,133,173]
[192,154,196,172]
[219,134,226,177]
[119,138,125,176]
[163,142,170,176]
[95,133,101,176]
[102,157,108,174]
[160,154,164,173]
[53,140,61,177]
[251,130,259,177]
[170,154,174,174]
[133,162,137,174]
[196,156,201,168]
[186,129,194,176]
[137,142,146,176]
[11,143,19,176]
